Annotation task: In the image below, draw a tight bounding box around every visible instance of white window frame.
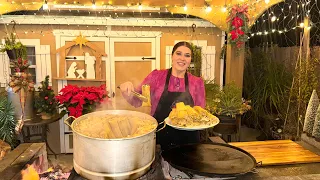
[17,39,51,88]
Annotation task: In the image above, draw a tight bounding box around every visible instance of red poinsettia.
[232,17,243,28]
[56,84,109,117]
[230,28,245,40]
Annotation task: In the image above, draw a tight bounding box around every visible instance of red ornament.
[47,86,51,90]
[45,96,49,100]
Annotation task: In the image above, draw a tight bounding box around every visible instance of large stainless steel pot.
[64,110,165,180]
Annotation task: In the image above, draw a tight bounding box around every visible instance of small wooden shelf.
[53,77,106,82]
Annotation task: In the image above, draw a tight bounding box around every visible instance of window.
[1,39,51,88]
[26,46,37,83]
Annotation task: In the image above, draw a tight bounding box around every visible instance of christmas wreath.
[227,4,250,49]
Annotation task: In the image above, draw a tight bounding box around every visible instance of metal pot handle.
[64,116,76,129]
[256,161,263,167]
[157,121,166,132]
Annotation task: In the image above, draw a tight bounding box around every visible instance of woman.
[120,41,206,150]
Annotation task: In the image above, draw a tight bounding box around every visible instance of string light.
[265,0,270,4]
[205,2,212,13]
[92,0,96,9]
[138,3,142,11]
[43,0,48,10]
[184,4,187,11]
[299,23,304,28]
[221,5,227,12]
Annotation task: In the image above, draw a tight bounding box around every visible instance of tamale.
[142,84,151,107]
[108,119,123,138]
[118,117,131,137]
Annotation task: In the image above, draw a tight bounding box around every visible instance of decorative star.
[73,33,88,50]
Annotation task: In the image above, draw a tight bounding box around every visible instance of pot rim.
[65,110,158,141]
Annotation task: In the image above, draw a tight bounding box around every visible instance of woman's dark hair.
[171,41,192,55]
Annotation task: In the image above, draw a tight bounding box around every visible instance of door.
[110,37,160,114]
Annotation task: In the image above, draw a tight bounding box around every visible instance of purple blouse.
[123,69,206,116]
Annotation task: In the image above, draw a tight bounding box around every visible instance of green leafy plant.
[206,82,251,117]
[243,48,292,137]
[189,43,202,77]
[0,92,17,148]
[0,32,27,59]
[204,80,220,110]
[284,56,320,137]
[34,76,58,115]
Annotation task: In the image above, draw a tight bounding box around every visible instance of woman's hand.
[119,81,134,96]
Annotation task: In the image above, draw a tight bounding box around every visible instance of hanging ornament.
[303,90,320,136]
[312,105,320,141]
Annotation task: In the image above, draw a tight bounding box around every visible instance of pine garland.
[34,76,57,114]
[227,4,250,51]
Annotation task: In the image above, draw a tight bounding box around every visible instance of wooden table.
[229,140,320,166]
[22,113,63,159]
[0,143,48,180]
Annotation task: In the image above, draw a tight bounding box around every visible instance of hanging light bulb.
[43,0,48,10]
[205,2,212,13]
[138,3,142,11]
[92,0,96,9]
[265,0,270,4]
[299,22,304,28]
[222,5,227,12]
[184,4,187,11]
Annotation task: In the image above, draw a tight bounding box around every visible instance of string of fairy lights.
[0,0,273,39]
[249,0,320,46]
[2,0,319,47]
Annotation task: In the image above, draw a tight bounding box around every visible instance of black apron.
[153,68,200,151]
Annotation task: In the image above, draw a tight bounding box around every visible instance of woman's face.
[172,46,192,72]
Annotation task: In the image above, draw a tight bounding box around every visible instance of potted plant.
[189,43,202,77]
[206,82,251,118]
[7,57,35,131]
[0,91,17,148]
[34,76,58,119]
[0,32,27,60]
[202,82,250,142]
[55,84,110,117]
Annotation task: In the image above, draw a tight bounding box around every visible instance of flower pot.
[40,112,53,120]
[214,115,237,135]
[6,49,17,60]
[315,137,320,142]
[7,87,34,120]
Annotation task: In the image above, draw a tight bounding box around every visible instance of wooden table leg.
[42,125,57,159]
[236,115,241,142]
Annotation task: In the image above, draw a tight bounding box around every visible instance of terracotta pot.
[314,137,320,142]
[213,115,237,135]
[41,112,52,120]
